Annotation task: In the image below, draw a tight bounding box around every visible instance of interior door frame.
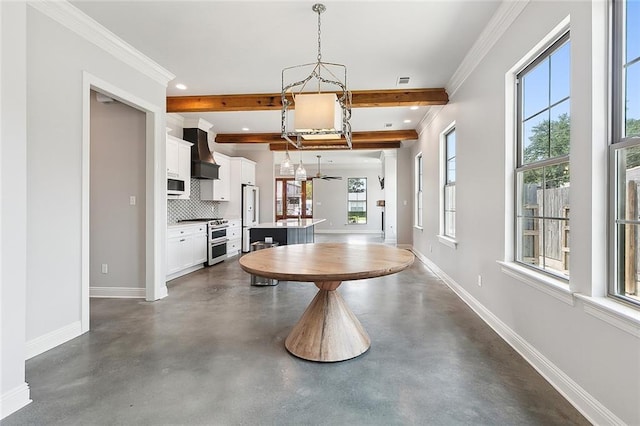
[81,71,168,333]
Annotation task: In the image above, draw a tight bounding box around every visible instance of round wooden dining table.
[239,242,415,362]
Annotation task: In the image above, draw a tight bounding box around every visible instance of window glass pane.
[550,41,571,104]
[305,181,313,216]
[543,162,570,219]
[616,223,640,302]
[523,111,550,164]
[616,145,640,220]
[276,181,283,216]
[517,217,542,266]
[627,0,640,62]
[540,218,570,276]
[444,184,456,237]
[347,178,367,224]
[519,168,543,217]
[446,131,456,160]
[626,62,640,137]
[522,58,550,118]
[550,100,570,157]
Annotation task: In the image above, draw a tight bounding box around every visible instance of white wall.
[0,1,31,418]
[90,91,146,290]
[412,1,639,424]
[312,164,384,233]
[25,6,167,341]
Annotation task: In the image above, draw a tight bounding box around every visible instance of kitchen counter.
[249,218,325,246]
[252,218,326,229]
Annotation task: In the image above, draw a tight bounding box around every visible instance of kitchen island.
[249,218,325,247]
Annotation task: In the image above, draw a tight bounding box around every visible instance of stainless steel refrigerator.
[242,184,260,252]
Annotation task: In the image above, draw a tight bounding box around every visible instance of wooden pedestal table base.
[238,243,414,363]
[284,281,371,362]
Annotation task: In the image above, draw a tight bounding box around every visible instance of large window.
[275,178,313,220]
[611,0,640,306]
[443,128,456,238]
[515,32,571,278]
[416,153,423,228]
[347,178,367,224]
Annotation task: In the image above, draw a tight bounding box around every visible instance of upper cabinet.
[200,152,231,201]
[167,135,192,199]
[240,158,256,185]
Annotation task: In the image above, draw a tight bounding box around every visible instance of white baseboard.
[315,229,383,234]
[90,286,146,298]
[412,248,625,426]
[26,321,83,360]
[0,383,31,420]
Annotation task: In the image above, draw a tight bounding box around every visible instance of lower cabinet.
[167,223,208,280]
[227,219,242,258]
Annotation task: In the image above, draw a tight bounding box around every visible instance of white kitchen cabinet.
[226,219,242,257]
[240,158,256,185]
[166,223,208,280]
[200,152,231,201]
[167,135,193,199]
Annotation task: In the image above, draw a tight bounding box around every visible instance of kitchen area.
[166,117,325,282]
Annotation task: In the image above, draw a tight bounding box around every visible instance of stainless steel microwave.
[167,178,186,196]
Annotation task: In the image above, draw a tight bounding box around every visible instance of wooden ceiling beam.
[269,141,402,151]
[167,88,447,113]
[215,129,418,144]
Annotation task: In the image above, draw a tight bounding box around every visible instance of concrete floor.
[6,234,588,425]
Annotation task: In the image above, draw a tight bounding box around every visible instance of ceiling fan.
[312,155,342,180]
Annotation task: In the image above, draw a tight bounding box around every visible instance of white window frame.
[438,122,457,248]
[415,152,423,229]
[500,17,572,303]
[609,0,640,308]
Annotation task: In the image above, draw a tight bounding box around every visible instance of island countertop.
[252,218,326,229]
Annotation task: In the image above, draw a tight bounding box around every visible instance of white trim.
[447,0,529,99]
[437,234,458,249]
[25,321,82,360]
[417,106,443,137]
[414,250,625,426]
[90,286,146,299]
[499,261,574,306]
[575,294,640,339]
[315,229,382,235]
[0,383,31,419]
[28,1,174,86]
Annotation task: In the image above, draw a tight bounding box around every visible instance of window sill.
[574,294,640,338]
[437,235,458,249]
[498,261,573,306]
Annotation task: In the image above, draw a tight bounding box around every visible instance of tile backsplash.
[167,178,220,224]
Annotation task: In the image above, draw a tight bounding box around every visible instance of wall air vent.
[397,76,410,85]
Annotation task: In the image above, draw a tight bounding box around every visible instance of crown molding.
[446,0,529,100]
[417,106,444,137]
[28,0,175,86]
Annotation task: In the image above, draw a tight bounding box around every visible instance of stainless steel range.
[207,218,229,265]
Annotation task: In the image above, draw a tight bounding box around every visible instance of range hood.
[182,119,219,180]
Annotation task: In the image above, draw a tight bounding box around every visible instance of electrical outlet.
[129,196,136,205]
[477,275,482,287]
[101,264,108,274]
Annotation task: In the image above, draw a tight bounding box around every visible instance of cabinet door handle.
[179,239,186,242]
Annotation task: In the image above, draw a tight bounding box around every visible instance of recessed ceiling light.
[241,127,250,131]
[410,106,419,110]
[175,83,187,90]
[404,119,412,123]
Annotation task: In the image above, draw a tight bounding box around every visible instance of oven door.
[210,228,226,241]
[209,238,227,265]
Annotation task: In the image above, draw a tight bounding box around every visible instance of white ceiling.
[71,0,502,163]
